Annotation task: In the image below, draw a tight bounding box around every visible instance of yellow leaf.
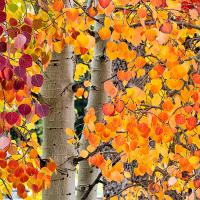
[80,150,88,158]
[66,128,75,136]
[54,41,63,53]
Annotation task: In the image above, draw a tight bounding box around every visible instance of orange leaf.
[104,80,118,97]
[137,8,147,18]
[175,114,186,125]
[150,0,163,7]
[66,8,79,21]
[89,154,104,167]
[160,22,173,34]
[98,27,111,40]
[193,73,200,84]
[53,0,64,12]
[47,161,57,172]
[134,57,146,68]
[102,103,115,116]
[114,100,124,113]
[88,133,100,147]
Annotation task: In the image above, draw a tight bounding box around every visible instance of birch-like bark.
[42,46,75,200]
[76,16,112,200]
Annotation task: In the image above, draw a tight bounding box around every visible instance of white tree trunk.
[42,46,76,200]
[76,16,112,200]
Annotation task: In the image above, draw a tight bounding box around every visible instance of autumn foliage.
[0,0,200,199]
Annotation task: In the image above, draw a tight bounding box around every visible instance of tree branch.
[73,143,112,165]
[80,172,102,200]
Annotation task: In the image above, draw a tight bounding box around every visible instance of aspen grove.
[0,0,200,199]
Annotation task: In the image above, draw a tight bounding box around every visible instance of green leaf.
[8,4,18,13]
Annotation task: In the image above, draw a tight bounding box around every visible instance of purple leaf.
[0,11,6,23]
[0,41,6,52]
[5,112,19,125]
[0,55,6,70]
[14,66,26,78]
[35,103,49,118]
[31,74,43,87]
[18,104,31,116]
[19,54,32,68]
[0,136,10,150]
[14,34,26,50]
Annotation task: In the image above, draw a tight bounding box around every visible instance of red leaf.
[13,79,25,90]
[18,104,31,116]
[0,41,6,52]
[0,25,3,36]
[19,54,32,68]
[2,67,13,80]
[181,1,194,11]
[5,112,19,125]
[99,0,111,8]
[0,55,6,70]
[8,27,20,39]
[9,18,18,26]
[21,25,32,34]
[0,11,6,23]
[0,0,5,11]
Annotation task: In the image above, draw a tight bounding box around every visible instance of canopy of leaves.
[0,0,200,199]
